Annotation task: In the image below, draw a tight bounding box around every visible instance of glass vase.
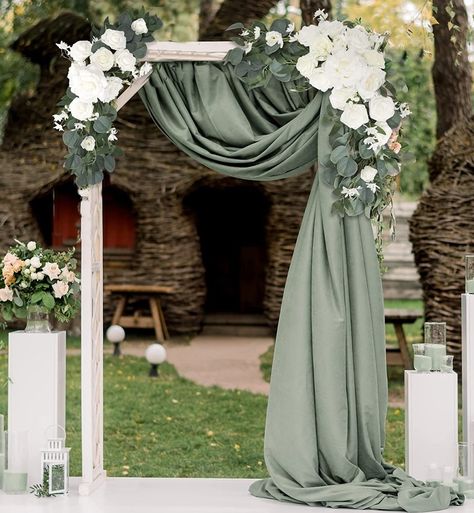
[25,305,51,333]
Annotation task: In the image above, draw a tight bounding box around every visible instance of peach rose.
[3,252,19,267]
[52,281,69,299]
[2,265,16,286]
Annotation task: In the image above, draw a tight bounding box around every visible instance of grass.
[0,353,268,479]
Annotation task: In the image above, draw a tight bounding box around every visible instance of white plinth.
[463,293,474,476]
[405,370,458,480]
[8,331,66,487]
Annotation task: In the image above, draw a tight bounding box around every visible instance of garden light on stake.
[145,343,167,377]
[106,325,125,357]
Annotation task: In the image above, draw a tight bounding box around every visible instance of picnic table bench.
[105,284,174,342]
[385,308,423,370]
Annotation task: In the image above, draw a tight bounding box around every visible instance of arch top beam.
[115,41,237,111]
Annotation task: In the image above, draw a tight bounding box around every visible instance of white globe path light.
[106,325,125,357]
[145,343,167,377]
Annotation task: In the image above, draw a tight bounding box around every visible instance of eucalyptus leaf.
[104,155,116,172]
[226,47,245,66]
[270,19,290,34]
[330,145,348,164]
[235,61,251,77]
[93,116,113,134]
[226,22,245,31]
[337,156,358,177]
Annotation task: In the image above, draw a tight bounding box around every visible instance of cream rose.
[0,287,13,302]
[101,29,127,50]
[98,76,123,103]
[296,25,321,47]
[114,49,137,72]
[69,40,92,62]
[345,26,371,53]
[363,50,385,68]
[30,256,41,269]
[3,252,19,266]
[69,98,94,121]
[27,241,37,251]
[131,18,148,35]
[295,52,319,79]
[308,33,333,60]
[308,64,333,92]
[360,165,378,182]
[340,102,369,130]
[265,31,284,48]
[357,67,386,100]
[329,88,357,111]
[42,262,61,280]
[81,136,96,152]
[369,95,395,122]
[90,47,115,71]
[53,281,69,299]
[69,63,108,103]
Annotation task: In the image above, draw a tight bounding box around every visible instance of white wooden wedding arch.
[78,41,236,495]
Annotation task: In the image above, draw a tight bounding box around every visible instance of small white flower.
[364,121,392,152]
[367,182,379,193]
[254,26,261,39]
[69,98,94,121]
[69,40,92,62]
[23,268,31,276]
[115,48,137,72]
[314,9,329,21]
[360,165,378,183]
[340,102,369,130]
[30,272,38,280]
[0,287,13,302]
[56,41,70,52]
[24,259,31,266]
[27,241,36,251]
[341,186,360,199]
[265,31,284,48]
[90,47,115,71]
[399,102,411,118]
[241,29,250,37]
[37,272,45,281]
[53,123,64,132]
[52,281,69,299]
[53,111,68,122]
[101,29,127,50]
[42,262,61,280]
[244,42,253,54]
[287,23,295,33]
[30,256,41,269]
[139,62,153,77]
[131,18,148,35]
[108,127,118,142]
[369,94,395,122]
[289,34,298,42]
[19,282,28,289]
[74,122,86,130]
[81,136,96,152]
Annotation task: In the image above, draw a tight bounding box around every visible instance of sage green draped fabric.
[139,62,463,512]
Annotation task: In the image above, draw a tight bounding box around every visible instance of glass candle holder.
[426,462,442,485]
[440,355,454,373]
[3,431,28,494]
[456,442,474,495]
[424,322,447,371]
[466,255,474,294]
[413,343,432,372]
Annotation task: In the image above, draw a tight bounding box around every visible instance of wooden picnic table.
[385,308,423,370]
[105,284,174,342]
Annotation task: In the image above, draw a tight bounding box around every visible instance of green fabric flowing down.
[139,62,463,512]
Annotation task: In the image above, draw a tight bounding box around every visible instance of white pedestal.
[8,331,66,486]
[462,293,474,476]
[405,370,458,480]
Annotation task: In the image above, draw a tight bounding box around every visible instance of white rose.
[0,287,13,302]
[69,40,92,62]
[90,47,115,71]
[295,52,319,79]
[131,18,148,35]
[374,121,392,146]
[69,98,94,121]
[115,49,137,72]
[101,29,127,50]
[325,50,367,88]
[340,102,369,130]
[369,95,395,122]
[308,65,333,92]
[30,256,41,269]
[42,262,61,280]
[363,50,385,68]
[308,33,333,60]
[31,272,38,280]
[357,67,386,100]
[69,63,108,103]
[37,272,44,280]
[24,259,31,266]
[27,241,36,251]
[360,165,378,182]
[81,136,96,152]
[345,26,371,53]
[61,267,76,283]
[296,25,321,47]
[318,20,345,39]
[52,281,69,299]
[329,88,357,111]
[265,31,283,48]
[98,76,123,103]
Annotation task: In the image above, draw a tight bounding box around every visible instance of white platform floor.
[1,477,473,513]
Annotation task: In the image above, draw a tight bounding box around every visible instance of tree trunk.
[200,0,279,40]
[199,0,217,40]
[300,0,332,25]
[432,0,472,140]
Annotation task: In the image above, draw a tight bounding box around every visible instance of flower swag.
[225,10,412,246]
[54,10,162,187]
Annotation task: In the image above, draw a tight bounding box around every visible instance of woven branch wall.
[409,117,474,367]
[0,13,312,334]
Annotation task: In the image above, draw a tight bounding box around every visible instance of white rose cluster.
[294,13,405,132]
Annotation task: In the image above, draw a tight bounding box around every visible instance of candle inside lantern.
[466,255,474,293]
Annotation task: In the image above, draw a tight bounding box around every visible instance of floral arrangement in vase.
[0,241,80,327]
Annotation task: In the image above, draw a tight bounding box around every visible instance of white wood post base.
[405,370,458,481]
[462,293,474,476]
[8,331,66,486]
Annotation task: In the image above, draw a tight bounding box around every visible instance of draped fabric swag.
[139,62,462,512]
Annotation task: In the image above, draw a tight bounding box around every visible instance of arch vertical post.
[78,183,106,495]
